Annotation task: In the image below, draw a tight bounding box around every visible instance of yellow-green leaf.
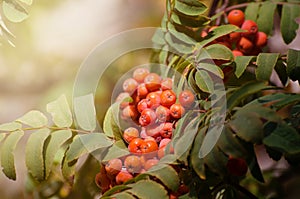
[18,0,33,5]
[25,128,50,181]
[0,122,22,132]
[234,56,254,78]
[1,130,24,180]
[46,95,73,128]
[44,130,72,179]
[3,0,28,23]
[128,180,168,199]
[16,110,48,128]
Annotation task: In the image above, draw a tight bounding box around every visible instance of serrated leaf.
[234,56,254,78]
[229,112,264,143]
[103,102,122,139]
[257,2,276,35]
[263,122,300,155]
[66,133,113,163]
[171,10,210,27]
[74,94,97,131]
[16,110,48,128]
[195,70,214,93]
[110,192,135,199]
[44,130,72,179]
[245,2,260,21]
[256,53,280,81]
[46,95,73,128]
[227,81,270,111]
[102,140,129,162]
[198,25,239,47]
[280,3,300,44]
[204,44,234,62]
[128,179,168,199]
[147,164,180,192]
[25,128,50,181]
[0,122,22,132]
[287,49,300,82]
[165,32,194,54]
[168,23,197,45]
[191,126,207,179]
[174,0,207,16]
[3,0,28,23]
[197,62,224,79]
[1,130,24,180]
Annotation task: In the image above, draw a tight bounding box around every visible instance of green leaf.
[165,32,194,54]
[263,122,300,155]
[128,179,168,199]
[229,112,264,143]
[226,81,270,111]
[110,192,136,199]
[174,0,208,16]
[204,44,234,62]
[46,95,73,128]
[102,185,131,197]
[0,134,6,143]
[61,148,76,183]
[16,110,48,128]
[234,56,254,78]
[274,59,289,86]
[280,3,300,44]
[198,25,239,47]
[147,164,180,192]
[245,2,260,21]
[73,94,97,131]
[0,122,22,132]
[168,23,197,45]
[3,0,28,23]
[287,49,300,82]
[257,1,276,35]
[152,28,166,46]
[256,53,280,81]
[44,130,72,179]
[1,130,24,180]
[103,102,122,139]
[171,11,210,27]
[203,145,228,175]
[102,140,129,162]
[66,133,113,163]
[197,62,224,79]
[247,147,265,183]
[25,128,50,181]
[191,127,207,179]
[195,70,214,93]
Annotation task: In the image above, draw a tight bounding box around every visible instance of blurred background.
[0,0,164,198]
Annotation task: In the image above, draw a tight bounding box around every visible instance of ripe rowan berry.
[116,92,132,109]
[144,158,159,170]
[179,90,195,108]
[128,138,144,154]
[241,20,258,36]
[123,78,138,94]
[122,105,138,121]
[161,90,177,107]
[141,139,158,154]
[139,108,157,126]
[238,37,254,54]
[115,170,133,184]
[137,83,149,98]
[160,122,173,138]
[144,73,161,91]
[161,78,173,90]
[156,105,171,123]
[124,155,142,174]
[105,158,122,176]
[123,127,139,143]
[170,103,185,119]
[145,123,164,138]
[229,32,241,43]
[255,31,268,47]
[227,9,245,27]
[232,49,244,57]
[133,68,150,83]
[226,157,248,176]
[146,92,161,109]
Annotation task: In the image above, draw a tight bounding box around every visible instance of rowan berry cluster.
[202,9,268,57]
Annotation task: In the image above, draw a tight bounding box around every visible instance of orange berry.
[255,31,268,47]
[238,37,254,54]
[105,158,122,176]
[133,68,150,83]
[124,155,142,174]
[227,9,245,27]
[115,170,133,184]
[123,127,139,143]
[144,158,159,170]
[232,49,244,57]
[241,20,258,36]
[229,32,241,43]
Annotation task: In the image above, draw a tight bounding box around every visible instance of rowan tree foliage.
[0,0,300,199]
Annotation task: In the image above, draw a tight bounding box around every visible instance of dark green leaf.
[147,164,180,192]
[168,23,197,45]
[46,95,73,128]
[25,128,50,181]
[195,70,214,93]
[287,49,300,81]
[197,62,224,79]
[227,81,270,111]
[73,94,97,131]
[280,3,300,44]
[263,122,300,155]
[257,1,276,35]
[101,184,131,198]
[234,56,254,78]
[203,145,228,175]
[247,148,265,183]
[256,53,280,81]
[1,130,24,180]
[16,110,48,128]
[128,179,168,199]
[66,133,113,163]
[274,59,289,86]
[245,2,260,21]
[174,0,208,16]
[205,44,234,62]
[191,127,206,179]
[44,130,72,179]
[109,192,136,199]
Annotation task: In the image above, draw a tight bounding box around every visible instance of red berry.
[137,99,150,113]
[160,90,176,107]
[255,31,268,47]
[133,68,150,83]
[146,92,161,109]
[116,169,133,184]
[137,83,149,98]
[124,155,142,174]
[241,20,258,36]
[155,105,171,123]
[179,90,195,108]
[122,105,138,121]
[161,78,173,90]
[227,9,245,27]
[123,127,139,143]
[232,49,244,57]
[226,157,248,176]
[144,158,159,170]
[139,108,157,126]
[144,73,161,91]
[116,92,132,109]
[229,32,241,43]
[123,78,138,94]
[160,122,173,138]
[170,103,185,119]
[238,37,254,54]
[105,158,122,176]
[128,138,144,154]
